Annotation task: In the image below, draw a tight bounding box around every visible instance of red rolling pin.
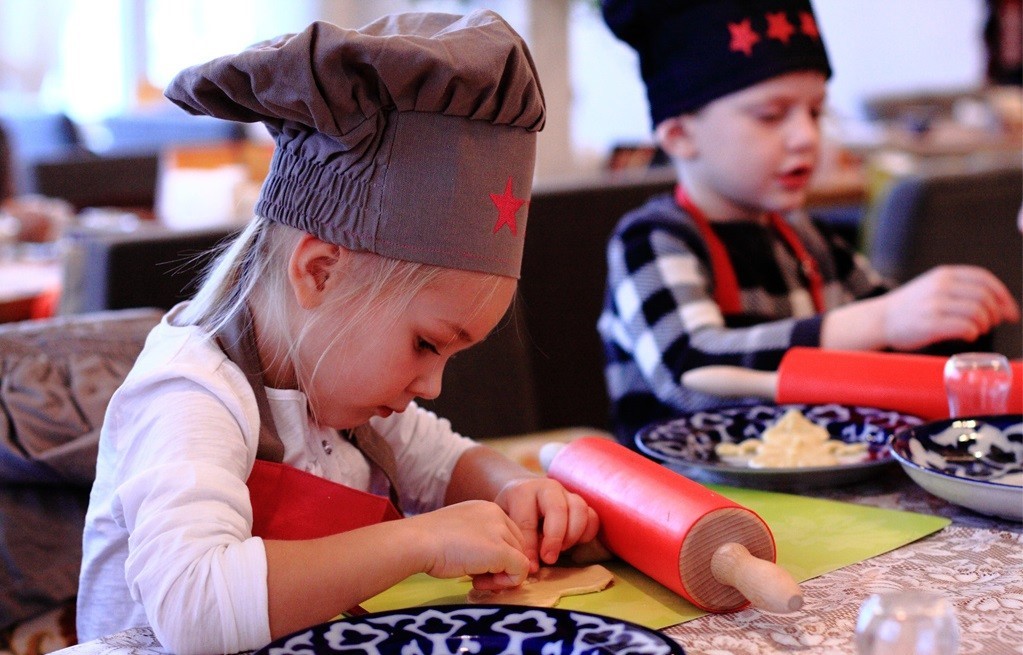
[682,348,1023,420]
[544,437,802,614]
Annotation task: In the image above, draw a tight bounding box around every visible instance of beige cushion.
[0,308,162,485]
[0,308,162,630]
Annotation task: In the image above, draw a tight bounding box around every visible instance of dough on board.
[466,564,614,607]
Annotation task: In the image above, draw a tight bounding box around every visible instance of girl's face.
[664,70,827,221]
[298,268,517,430]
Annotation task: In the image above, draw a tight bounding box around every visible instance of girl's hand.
[407,500,532,588]
[493,477,600,573]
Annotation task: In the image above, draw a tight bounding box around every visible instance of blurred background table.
[0,257,61,323]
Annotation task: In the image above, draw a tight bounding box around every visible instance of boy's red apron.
[216,308,402,542]
[674,184,825,315]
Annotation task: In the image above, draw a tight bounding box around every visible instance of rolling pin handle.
[539,442,567,473]
[710,542,803,613]
[681,366,778,400]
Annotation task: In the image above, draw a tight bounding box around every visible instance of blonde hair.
[178,215,505,418]
[174,216,297,334]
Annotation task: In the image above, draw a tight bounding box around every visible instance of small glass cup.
[943,352,1013,418]
[855,591,959,655]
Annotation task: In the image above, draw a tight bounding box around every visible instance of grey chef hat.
[165,10,545,278]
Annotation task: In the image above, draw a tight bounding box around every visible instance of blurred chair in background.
[0,120,75,245]
[0,109,247,215]
[0,122,13,202]
[57,224,235,315]
[32,154,160,214]
[984,0,1022,86]
[0,112,84,195]
[865,155,1023,357]
[89,110,245,154]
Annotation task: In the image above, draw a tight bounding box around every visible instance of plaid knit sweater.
[598,193,889,445]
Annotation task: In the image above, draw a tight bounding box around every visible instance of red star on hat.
[799,11,820,39]
[728,19,760,56]
[765,12,795,44]
[491,176,526,235]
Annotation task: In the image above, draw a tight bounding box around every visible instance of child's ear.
[288,234,343,309]
[654,115,699,160]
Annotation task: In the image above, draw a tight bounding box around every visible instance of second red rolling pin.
[683,348,1023,419]
[544,436,802,614]
[777,348,1022,419]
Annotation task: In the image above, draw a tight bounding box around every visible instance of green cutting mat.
[362,485,949,629]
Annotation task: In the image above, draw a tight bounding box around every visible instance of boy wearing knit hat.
[598,0,1019,444]
[77,11,599,652]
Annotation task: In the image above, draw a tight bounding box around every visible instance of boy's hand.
[882,265,1020,350]
[493,477,600,572]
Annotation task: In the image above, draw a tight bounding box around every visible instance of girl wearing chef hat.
[78,11,599,653]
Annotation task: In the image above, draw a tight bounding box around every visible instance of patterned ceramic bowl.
[636,403,923,489]
[890,414,1023,521]
[254,605,686,655]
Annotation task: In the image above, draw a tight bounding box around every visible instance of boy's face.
[300,268,517,430]
[658,70,827,220]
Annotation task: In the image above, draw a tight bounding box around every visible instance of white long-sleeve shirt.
[77,306,474,654]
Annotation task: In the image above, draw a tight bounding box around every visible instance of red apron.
[216,308,402,542]
[247,459,401,540]
[674,184,825,315]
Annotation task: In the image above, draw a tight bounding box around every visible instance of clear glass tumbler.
[943,352,1013,418]
[855,591,959,655]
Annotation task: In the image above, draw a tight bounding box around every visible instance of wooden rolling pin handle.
[681,366,779,400]
[710,542,803,613]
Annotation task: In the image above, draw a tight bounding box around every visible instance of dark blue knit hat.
[603,0,832,127]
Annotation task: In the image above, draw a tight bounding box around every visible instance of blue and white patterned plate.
[890,414,1023,521]
[254,605,685,655]
[636,403,924,489]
